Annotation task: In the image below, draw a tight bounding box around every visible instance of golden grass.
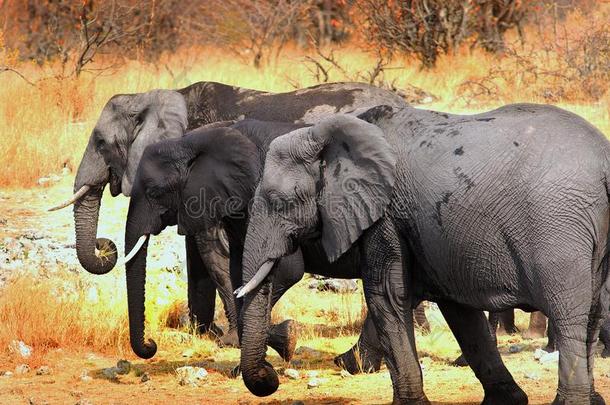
[1,6,609,188]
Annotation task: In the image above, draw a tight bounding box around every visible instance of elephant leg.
[336,301,428,375]
[265,250,304,362]
[585,298,606,405]
[600,316,610,358]
[546,319,557,352]
[497,309,518,335]
[548,305,597,404]
[413,302,431,333]
[523,311,547,339]
[361,219,429,404]
[334,313,384,374]
[438,302,527,405]
[452,311,499,367]
[185,235,219,335]
[194,232,239,347]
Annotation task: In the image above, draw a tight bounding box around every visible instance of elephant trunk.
[240,216,293,397]
[240,277,278,396]
[125,223,157,359]
[73,189,117,275]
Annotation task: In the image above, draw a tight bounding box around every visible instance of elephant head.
[123,126,260,358]
[49,90,187,275]
[238,114,396,396]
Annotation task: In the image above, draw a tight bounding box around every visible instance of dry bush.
[356,0,528,68]
[456,6,610,105]
[188,0,314,68]
[0,276,130,356]
[0,267,219,361]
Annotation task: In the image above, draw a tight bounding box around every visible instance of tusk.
[216,227,230,257]
[48,185,91,211]
[120,235,148,267]
[234,260,275,299]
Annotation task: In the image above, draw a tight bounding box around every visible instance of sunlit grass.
[1,23,609,188]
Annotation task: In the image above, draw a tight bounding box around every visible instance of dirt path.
[0,346,608,405]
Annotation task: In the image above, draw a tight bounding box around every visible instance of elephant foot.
[392,395,430,405]
[218,328,240,348]
[334,342,383,374]
[482,381,528,405]
[193,320,224,337]
[545,342,557,353]
[267,320,297,362]
[522,328,545,340]
[592,392,607,405]
[452,353,469,367]
[601,348,610,358]
[551,389,605,405]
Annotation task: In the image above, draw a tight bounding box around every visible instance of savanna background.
[0,1,609,404]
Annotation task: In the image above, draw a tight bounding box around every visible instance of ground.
[0,177,609,405]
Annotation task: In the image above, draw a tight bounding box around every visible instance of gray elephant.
[116,118,431,373]
[237,105,610,405]
[48,81,408,341]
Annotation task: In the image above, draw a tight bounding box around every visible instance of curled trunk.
[240,279,278,396]
[73,189,117,274]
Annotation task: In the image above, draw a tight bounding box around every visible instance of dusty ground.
[1,179,609,404]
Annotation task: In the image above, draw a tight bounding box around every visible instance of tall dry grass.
[1,5,608,188]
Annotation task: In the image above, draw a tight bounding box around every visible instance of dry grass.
[1,5,609,187]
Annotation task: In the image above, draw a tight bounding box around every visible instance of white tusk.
[234,260,275,299]
[48,185,91,211]
[120,235,148,266]
[217,227,230,256]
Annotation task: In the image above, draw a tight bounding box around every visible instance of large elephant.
[118,118,429,371]
[238,105,610,404]
[48,81,408,339]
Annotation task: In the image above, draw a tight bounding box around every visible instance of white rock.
[533,348,547,360]
[80,369,92,382]
[9,340,32,358]
[2,371,13,377]
[307,377,327,388]
[306,370,319,378]
[15,364,30,374]
[340,369,352,378]
[524,371,540,380]
[539,351,559,365]
[176,366,208,386]
[284,368,300,379]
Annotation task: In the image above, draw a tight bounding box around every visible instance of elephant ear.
[313,115,396,262]
[123,90,188,196]
[177,127,260,235]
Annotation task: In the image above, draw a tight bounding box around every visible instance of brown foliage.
[355,0,528,68]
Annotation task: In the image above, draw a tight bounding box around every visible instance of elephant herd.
[49,81,610,404]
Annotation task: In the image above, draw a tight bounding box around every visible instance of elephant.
[117,117,429,372]
[237,105,610,404]
[48,81,408,343]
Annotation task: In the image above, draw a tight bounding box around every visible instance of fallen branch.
[0,67,36,87]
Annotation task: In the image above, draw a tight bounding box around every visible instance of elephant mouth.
[109,169,122,197]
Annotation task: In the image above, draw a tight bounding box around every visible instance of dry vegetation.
[0,2,609,403]
[0,4,608,188]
